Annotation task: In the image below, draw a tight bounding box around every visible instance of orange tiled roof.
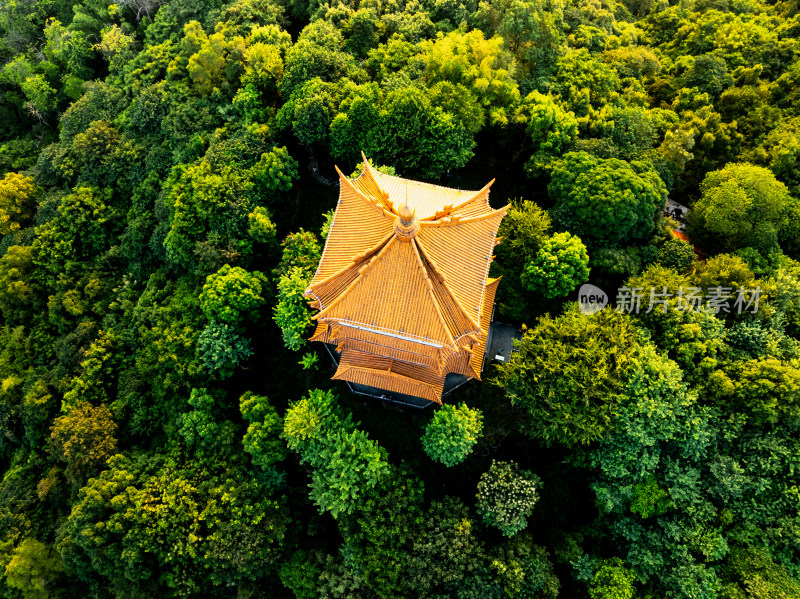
[670,228,705,260]
[305,153,507,404]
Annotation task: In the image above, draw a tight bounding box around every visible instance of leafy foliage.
[658,235,696,272]
[283,389,390,517]
[4,538,65,599]
[196,321,253,376]
[49,401,117,485]
[274,266,314,351]
[1,0,800,595]
[521,91,578,174]
[0,173,36,236]
[199,264,266,325]
[240,392,286,473]
[476,460,540,537]
[588,558,636,599]
[495,306,643,446]
[549,151,668,248]
[688,163,800,257]
[521,231,590,298]
[57,451,289,595]
[421,402,484,466]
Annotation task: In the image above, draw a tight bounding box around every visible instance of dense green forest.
[1,0,800,594]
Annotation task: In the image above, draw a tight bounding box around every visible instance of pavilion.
[304,154,507,406]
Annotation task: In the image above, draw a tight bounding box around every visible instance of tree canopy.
[0,0,798,596]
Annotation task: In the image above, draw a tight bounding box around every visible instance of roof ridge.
[312,235,397,321]
[414,235,483,335]
[313,238,461,352]
[410,237,457,351]
[335,165,396,218]
[359,151,394,212]
[306,230,394,297]
[420,204,510,228]
[422,178,495,221]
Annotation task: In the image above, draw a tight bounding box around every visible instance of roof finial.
[395,181,419,241]
[399,181,413,217]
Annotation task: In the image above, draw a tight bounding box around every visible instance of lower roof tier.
[311,278,500,403]
[333,349,446,403]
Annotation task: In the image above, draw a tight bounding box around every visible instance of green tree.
[714,358,800,428]
[0,172,36,235]
[427,81,485,134]
[279,550,326,599]
[199,264,266,325]
[680,54,733,98]
[551,49,620,123]
[483,0,564,88]
[495,305,643,446]
[283,389,351,457]
[94,25,136,73]
[196,322,253,376]
[281,20,363,96]
[418,29,521,126]
[0,245,36,323]
[310,427,391,518]
[58,451,288,596]
[252,145,299,198]
[162,160,254,271]
[492,199,552,319]
[277,78,344,147]
[624,265,728,390]
[721,546,800,599]
[670,105,743,194]
[421,402,484,466]
[4,538,65,599]
[520,91,578,174]
[687,163,800,256]
[242,40,284,91]
[329,82,383,158]
[658,236,695,272]
[272,229,321,351]
[521,231,590,298]
[240,392,286,474]
[587,346,721,598]
[338,464,427,597]
[548,151,667,248]
[747,116,800,199]
[248,206,278,247]
[387,84,473,177]
[588,558,637,599]
[496,199,552,266]
[123,272,206,437]
[49,401,118,485]
[274,266,314,351]
[629,476,671,519]
[273,229,322,280]
[62,330,122,408]
[31,186,116,278]
[177,388,219,450]
[476,460,540,536]
[689,253,758,294]
[182,21,246,96]
[407,496,490,594]
[283,389,390,518]
[65,120,140,189]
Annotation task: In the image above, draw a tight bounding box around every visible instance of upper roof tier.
[305,153,507,353]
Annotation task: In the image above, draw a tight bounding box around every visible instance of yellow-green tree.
[0,173,36,236]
